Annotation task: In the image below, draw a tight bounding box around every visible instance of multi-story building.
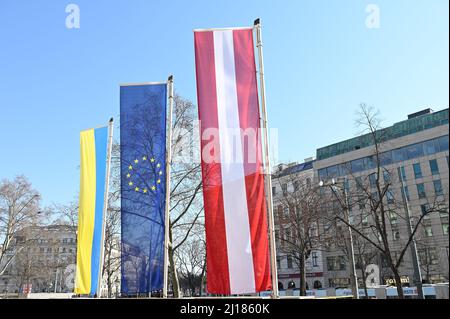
[314,108,449,289]
[0,225,77,294]
[271,108,449,294]
[272,159,326,291]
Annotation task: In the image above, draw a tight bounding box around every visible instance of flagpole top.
[254,18,261,26]
[168,75,173,82]
[109,117,114,123]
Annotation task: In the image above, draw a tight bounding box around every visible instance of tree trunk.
[168,227,180,297]
[392,267,404,299]
[360,264,368,298]
[299,255,307,296]
[199,261,206,296]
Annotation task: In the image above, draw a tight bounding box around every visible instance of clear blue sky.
[0,0,448,207]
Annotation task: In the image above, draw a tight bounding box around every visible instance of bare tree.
[274,170,323,296]
[167,93,204,297]
[323,104,449,298]
[0,175,42,276]
[103,142,121,297]
[176,229,206,296]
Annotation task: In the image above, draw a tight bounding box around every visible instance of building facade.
[314,108,449,289]
[272,159,326,291]
[272,108,449,293]
[0,225,77,295]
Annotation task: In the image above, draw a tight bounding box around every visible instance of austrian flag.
[194,27,272,294]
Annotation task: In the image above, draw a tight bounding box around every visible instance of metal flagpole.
[399,171,424,299]
[97,118,114,298]
[163,75,174,298]
[254,18,279,299]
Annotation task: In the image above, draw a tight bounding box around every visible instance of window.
[369,173,377,188]
[272,186,276,196]
[282,184,287,195]
[423,140,437,155]
[419,248,439,266]
[277,205,283,219]
[312,252,318,267]
[327,165,339,177]
[397,166,407,182]
[285,228,291,242]
[366,156,376,169]
[386,190,395,204]
[402,186,410,201]
[358,195,366,209]
[390,212,398,225]
[294,181,299,191]
[440,211,449,223]
[362,214,369,227]
[417,183,426,199]
[392,229,400,241]
[392,148,407,162]
[351,159,365,173]
[433,180,443,196]
[287,256,293,269]
[276,257,281,270]
[318,168,327,180]
[306,178,311,188]
[406,143,424,159]
[437,135,449,151]
[429,159,439,175]
[421,204,430,216]
[371,191,380,202]
[355,177,363,191]
[413,163,422,179]
[327,256,346,271]
[442,223,449,235]
[39,247,45,253]
[343,179,350,193]
[383,170,391,184]
[425,226,433,237]
[380,151,393,166]
[283,207,289,217]
[63,238,67,244]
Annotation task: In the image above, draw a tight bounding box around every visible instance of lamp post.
[399,173,424,299]
[319,178,359,299]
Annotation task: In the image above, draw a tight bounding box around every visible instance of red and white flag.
[194,27,272,294]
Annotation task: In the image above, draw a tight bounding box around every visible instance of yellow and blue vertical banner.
[75,126,108,296]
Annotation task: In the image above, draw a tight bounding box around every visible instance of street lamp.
[319,178,359,299]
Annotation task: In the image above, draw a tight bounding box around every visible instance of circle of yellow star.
[128,181,133,186]
[143,156,147,161]
[135,187,140,192]
[157,179,161,184]
[128,165,133,170]
[134,159,139,164]
[126,173,131,178]
[159,171,163,175]
[156,163,161,168]
[150,158,155,163]
[143,188,148,193]
[151,186,156,191]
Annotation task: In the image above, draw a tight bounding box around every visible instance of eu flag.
[120,83,167,295]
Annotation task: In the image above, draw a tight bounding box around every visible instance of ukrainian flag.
[75,126,108,296]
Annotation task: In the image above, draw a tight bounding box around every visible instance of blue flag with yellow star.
[120,83,167,295]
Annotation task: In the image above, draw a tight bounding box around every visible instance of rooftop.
[316,108,449,161]
[274,160,314,178]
